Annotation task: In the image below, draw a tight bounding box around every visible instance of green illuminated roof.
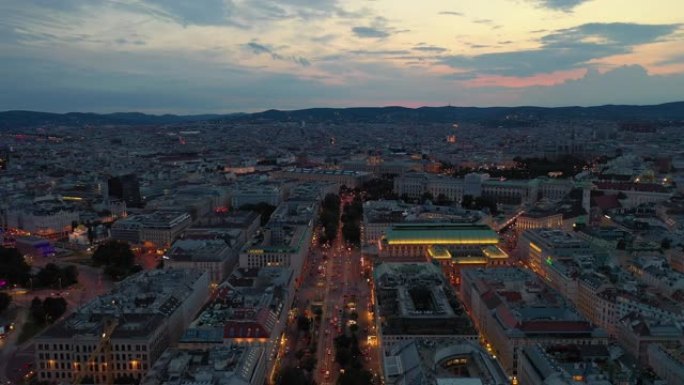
[384,223,498,245]
[428,245,452,259]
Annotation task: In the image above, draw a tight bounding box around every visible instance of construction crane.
[72,317,119,385]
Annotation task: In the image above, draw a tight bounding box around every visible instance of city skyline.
[1,0,684,113]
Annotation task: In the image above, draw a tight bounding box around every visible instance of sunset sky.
[1,0,683,113]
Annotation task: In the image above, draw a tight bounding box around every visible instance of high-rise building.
[108,174,142,208]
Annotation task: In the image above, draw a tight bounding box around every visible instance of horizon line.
[1,100,683,117]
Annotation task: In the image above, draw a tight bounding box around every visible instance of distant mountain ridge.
[229,102,684,124]
[1,101,683,128]
[0,111,235,129]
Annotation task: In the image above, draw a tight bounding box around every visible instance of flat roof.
[284,167,369,176]
[385,224,498,245]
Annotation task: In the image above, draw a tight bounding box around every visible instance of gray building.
[34,269,209,384]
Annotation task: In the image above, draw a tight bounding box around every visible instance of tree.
[43,297,67,322]
[313,307,323,323]
[87,222,95,245]
[361,177,396,201]
[277,367,312,385]
[338,368,373,385]
[0,246,31,286]
[334,333,361,368]
[297,315,311,332]
[92,240,135,267]
[0,292,11,315]
[335,346,352,367]
[92,240,137,280]
[64,265,79,284]
[323,193,341,212]
[474,196,499,215]
[421,191,434,203]
[34,263,79,289]
[239,203,277,226]
[30,297,46,324]
[461,194,474,209]
[436,193,452,206]
[661,238,672,250]
[341,199,363,246]
[300,355,317,372]
[320,193,341,243]
[35,263,61,288]
[342,222,360,246]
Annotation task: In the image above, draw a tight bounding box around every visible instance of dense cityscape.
[2,0,684,384]
[0,107,684,385]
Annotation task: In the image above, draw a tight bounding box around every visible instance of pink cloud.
[463,68,587,88]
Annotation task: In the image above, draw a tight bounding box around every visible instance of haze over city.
[1,0,684,113]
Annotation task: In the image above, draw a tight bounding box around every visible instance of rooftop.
[595,182,670,193]
[38,269,207,340]
[384,338,508,385]
[463,268,604,338]
[167,239,231,262]
[182,267,292,341]
[142,344,265,385]
[522,344,632,385]
[282,167,370,177]
[523,229,590,250]
[374,263,475,336]
[383,223,498,246]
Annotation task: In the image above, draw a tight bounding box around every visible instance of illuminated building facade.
[378,222,506,284]
[239,201,315,275]
[378,223,499,261]
[5,202,80,240]
[340,155,421,175]
[519,344,633,385]
[272,167,372,188]
[394,172,578,206]
[517,229,591,277]
[516,211,564,234]
[180,267,294,384]
[239,226,311,272]
[111,211,192,248]
[34,269,209,384]
[460,268,608,377]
